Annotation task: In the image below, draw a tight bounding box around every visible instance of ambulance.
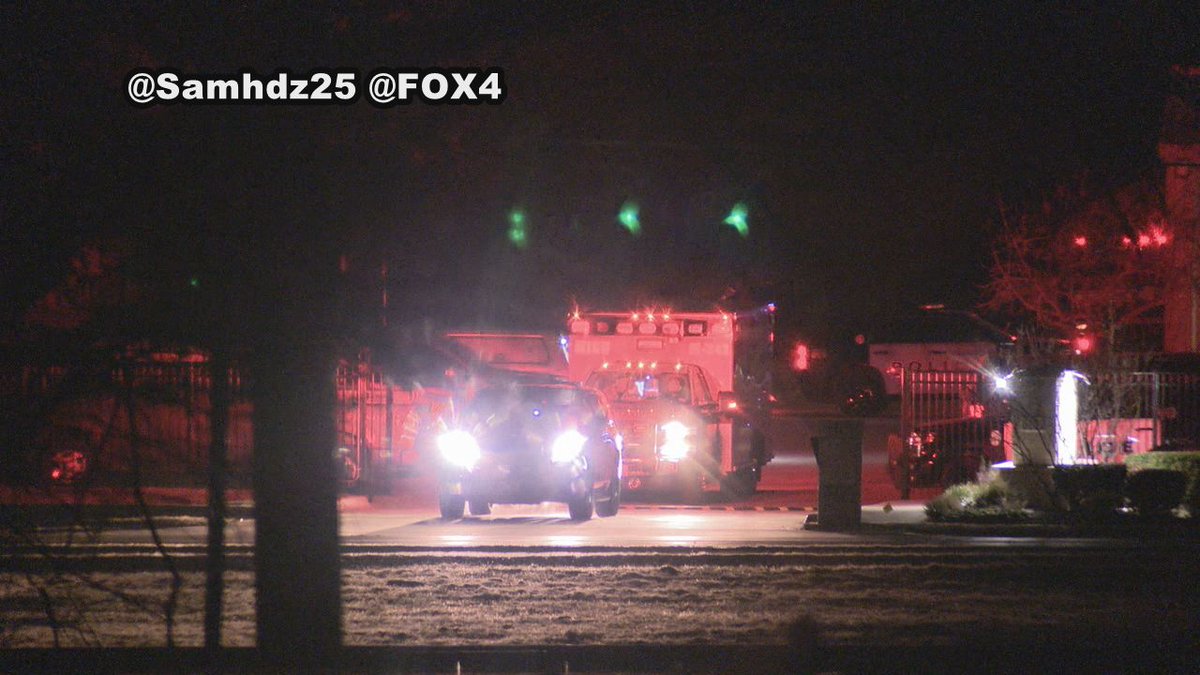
[566,306,774,500]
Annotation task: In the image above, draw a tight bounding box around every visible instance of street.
[59,412,919,548]
[6,410,1198,670]
[759,409,899,498]
[331,411,907,547]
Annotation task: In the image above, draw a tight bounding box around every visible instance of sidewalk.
[8,487,1194,538]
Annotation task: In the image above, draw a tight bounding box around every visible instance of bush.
[1125,451,1200,513]
[1123,469,1188,516]
[1051,464,1127,517]
[925,475,1029,522]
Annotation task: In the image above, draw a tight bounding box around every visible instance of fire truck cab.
[566,308,774,500]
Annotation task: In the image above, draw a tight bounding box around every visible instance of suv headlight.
[551,429,587,464]
[437,430,481,470]
[658,420,693,462]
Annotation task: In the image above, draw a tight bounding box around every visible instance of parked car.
[434,381,622,521]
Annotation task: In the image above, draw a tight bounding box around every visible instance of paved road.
[760,410,901,499]
[323,412,916,547]
[56,412,948,548]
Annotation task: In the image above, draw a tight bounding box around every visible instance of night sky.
[3,3,1197,350]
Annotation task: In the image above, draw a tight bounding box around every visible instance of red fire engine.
[566,306,774,500]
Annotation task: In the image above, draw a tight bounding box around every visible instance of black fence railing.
[3,358,449,488]
[894,367,1200,494]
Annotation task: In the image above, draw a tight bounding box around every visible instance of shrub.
[1125,451,1200,513]
[925,474,1028,522]
[1051,464,1127,517]
[1123,469,1188,516]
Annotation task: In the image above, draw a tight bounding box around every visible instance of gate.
[895,369,1007,498]
[333,362,454,490]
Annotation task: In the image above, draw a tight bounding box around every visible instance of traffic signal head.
[618,200,641,236]
[724,203,749,237]
[507,209,528,248]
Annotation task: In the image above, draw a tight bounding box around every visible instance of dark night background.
[3,2,1198,351]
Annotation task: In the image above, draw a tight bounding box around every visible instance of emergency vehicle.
[867,307,1013,396]
[566,306,774,500]
[869,341,997,396]
[339,332,570,493]
[442,331,568,380]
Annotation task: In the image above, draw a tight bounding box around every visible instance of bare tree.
[983,176,1197,466]
[2,241,241,652]
[982,176,1185,353]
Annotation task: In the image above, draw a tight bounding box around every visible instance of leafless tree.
[983,176,1197,466]
[982,176,1185,352]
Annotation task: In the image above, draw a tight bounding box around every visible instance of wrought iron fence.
[3,359,254,484]
[895,369,1006,496]
[4,358,450,488]
[896,367,1200,495]
[1078,371,1200,460]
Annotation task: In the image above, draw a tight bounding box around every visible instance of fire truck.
[566,306,774,500]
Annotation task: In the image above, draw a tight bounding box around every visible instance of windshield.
[464,385,583,420]
[586,370,693,404]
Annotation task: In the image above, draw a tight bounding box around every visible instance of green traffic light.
[618,200,641,236]
[508,227,528,247]
[507,209,529,248]
[724,203,749,237]
[189,276,200,288]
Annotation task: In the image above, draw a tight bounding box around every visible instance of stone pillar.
[811,418,862,529]
[1158,65,1200,353]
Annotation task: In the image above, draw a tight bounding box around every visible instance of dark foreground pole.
[252,334,342,668]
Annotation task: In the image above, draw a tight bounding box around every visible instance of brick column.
[1158,65,1200,353]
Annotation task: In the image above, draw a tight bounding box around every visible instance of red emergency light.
[791,343,810,372]
[1072,335,1094,355]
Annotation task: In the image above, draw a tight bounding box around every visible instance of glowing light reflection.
[651,514,706,529]
[657,536,699,546]
[1056,370,1085,465]
[547,536,586,547]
